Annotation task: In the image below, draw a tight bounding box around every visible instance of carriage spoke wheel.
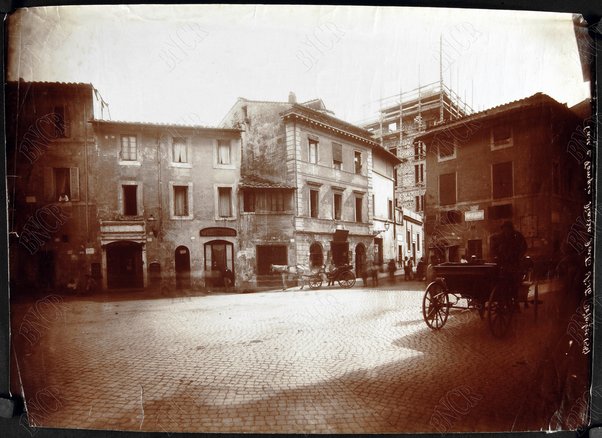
[338,271,356,288]
[308,275,322,290]
[488,286,514,338]
[422,283,450,330]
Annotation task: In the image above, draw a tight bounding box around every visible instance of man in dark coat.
[490,221,527,301]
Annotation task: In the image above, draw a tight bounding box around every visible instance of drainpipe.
[84,90,90,243]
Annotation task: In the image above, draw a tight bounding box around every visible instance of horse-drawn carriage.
[271,263,356,290]
[422,262,539,338]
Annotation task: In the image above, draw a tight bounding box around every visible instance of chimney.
[288,91,297,104]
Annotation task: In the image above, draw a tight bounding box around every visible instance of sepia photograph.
[5,4,596,434]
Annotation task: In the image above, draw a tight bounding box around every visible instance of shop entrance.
[106,241,143,289]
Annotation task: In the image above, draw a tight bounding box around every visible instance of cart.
[422,262,539,338]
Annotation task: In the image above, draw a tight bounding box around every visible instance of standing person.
[407,257,414,280]
[416,257,426,281]
[403,257,410,281]
[490,221,527,302]
[370,260,379,286]
[387,259,396,283]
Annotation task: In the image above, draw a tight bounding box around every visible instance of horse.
[270,264,310,290]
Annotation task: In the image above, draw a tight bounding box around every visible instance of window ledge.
[170,162,192,169]
[171,216,194,221]
[119,160,142,166]
[214,163,236,170]
[216,216,236,221]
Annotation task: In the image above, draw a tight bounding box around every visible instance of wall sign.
[200,227,237,237]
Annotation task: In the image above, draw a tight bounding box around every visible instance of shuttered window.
[46,167,79,201]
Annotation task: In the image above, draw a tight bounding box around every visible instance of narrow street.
[11,280,581,433]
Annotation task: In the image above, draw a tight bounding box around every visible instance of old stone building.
[7,80,99,292]
[417,93,587,269]
[90,120,242,290]
[221,93,400,286]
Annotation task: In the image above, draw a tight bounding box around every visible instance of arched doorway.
[106,241,143,289]
[309,242,324,268]
[204,240,234,287]
[175,246,191,289]
[355,243,366,277]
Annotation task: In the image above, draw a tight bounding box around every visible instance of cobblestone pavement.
[11,280,578,433]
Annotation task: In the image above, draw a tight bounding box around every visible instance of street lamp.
[384,221,390,231]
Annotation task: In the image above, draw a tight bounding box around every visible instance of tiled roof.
[415,92,572,138]
[90,119,241,132]
[239,175,296,189]
[7,80,93,87]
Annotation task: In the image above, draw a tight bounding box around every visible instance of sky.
[7,5,592,127]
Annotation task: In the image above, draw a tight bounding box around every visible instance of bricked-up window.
[172,137,188,163]
[53,105,68,138]
[439,172,456,205]
[217,140,231,165]
[333,193,342,220]
[121,135,137,161]
[243,191,255,212]
[492,161,513,199]
[310,189,319,218]
[355,196,363,222]
[218,187,232,217]
[332,143,343,170]
[491,125,512,148]
[552,162,560,195]
[309,139,319,164]
[173,185,189,216]
[441,210,462,225]
[354,151,362,174]
[123,185,138,216]
[489,203,513,220]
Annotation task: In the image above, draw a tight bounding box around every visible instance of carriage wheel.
[338,271,356,288]
[487,286,514,338]
[422,282,450,330]
[308,275,322,290]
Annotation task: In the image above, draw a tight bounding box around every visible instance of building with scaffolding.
[361,80,474,216]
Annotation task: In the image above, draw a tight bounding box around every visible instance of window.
[492,161,513,199]
[267,191,285,212]
[488,203,513,220]
[354,151,362,174]
[393,169,398,187]
[309,139,319,164]
[54,168,71,200]
[406,229,411,244]
[217,140,231,165]
[417,234,421,252]
[173,185,189,216]
[53,105,68,138]
[415,196,420,212]
[218,187,232,217]
[332,142,343,170]
[388,122,397,132]
[415,163,424,184]
[438,139,456,161]
[372,194,375,216]
[355,196,363,222]
[121,135,137,161]
[333,193,342,220]
[172,137,188,163]
[388,200,393,220]
[439,172,456,205]
[414,141,425,159]
[491,125,512,149]
[310,189,319,218]
[122,185,138,216]
[243,191,255,213]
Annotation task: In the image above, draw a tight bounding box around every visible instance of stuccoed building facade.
[417,93,586,270]
[90,120,242,290]
[221,93,400,287]
[7,81,100,292]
